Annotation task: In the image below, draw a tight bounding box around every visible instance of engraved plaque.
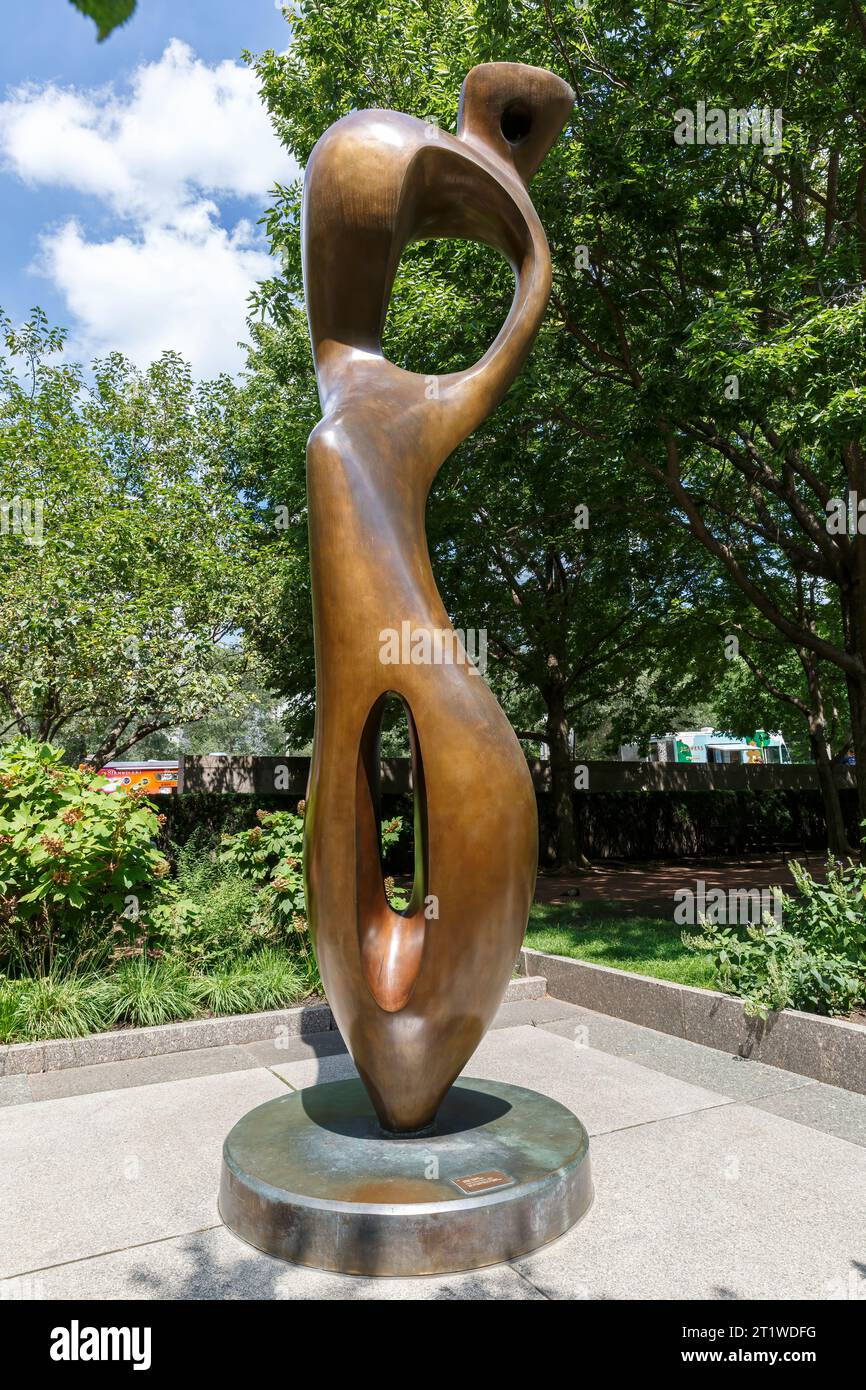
[451,1169,515,1195]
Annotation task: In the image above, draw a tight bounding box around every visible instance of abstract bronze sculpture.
[220,64,593,1274]
[302,60,574,1135]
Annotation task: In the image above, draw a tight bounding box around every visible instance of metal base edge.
[218,1077,593,1277]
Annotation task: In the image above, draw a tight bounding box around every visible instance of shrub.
[142,812,329,991]
[146,869,265,967]
[219,809,313,970]
[168,829,223,897]
[219,809,305,917]
[0,740,164,973]
[219,805,408,928]
[685,853,866,1017]
[684,918,864,1018]
[212,808,408,978]
[0,776,408,1039]
[782,856,866,958]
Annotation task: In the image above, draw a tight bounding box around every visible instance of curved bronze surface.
[302,62,574,1134]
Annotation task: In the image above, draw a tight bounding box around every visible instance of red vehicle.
[89,761,179,795]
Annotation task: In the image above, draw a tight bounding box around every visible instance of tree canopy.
[0,311,255,766]
[240,0,866,855]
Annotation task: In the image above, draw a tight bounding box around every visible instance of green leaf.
[69,0,136,41]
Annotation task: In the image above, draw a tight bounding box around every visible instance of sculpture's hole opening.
[357,692,427,915]
[355,692,429,1013]
[500,100,532,145]
[378,694,418,910]
[380,239,512,376]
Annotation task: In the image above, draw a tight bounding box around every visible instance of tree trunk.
[544,690,590,872]
[800,655,851,857]
[808,717,850,857]
[845,671,866,840]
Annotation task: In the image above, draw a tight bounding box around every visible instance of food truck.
[90,761,179,794]
[621,729,791,765]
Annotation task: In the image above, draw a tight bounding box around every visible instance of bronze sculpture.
[302,62,574,1134]
[220,66,592,1275]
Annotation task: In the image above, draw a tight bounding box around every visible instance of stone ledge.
[507,974,547,1002]
[0,1003,334,1077]
[521,947,866,1095]
[0,976,547,1076]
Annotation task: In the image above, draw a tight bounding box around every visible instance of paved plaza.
[2,996,865,1301]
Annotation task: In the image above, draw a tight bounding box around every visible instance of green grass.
[0,979,17,1042]
[0,971,110,1041]
[192,948,304,1015]
[526,901,716,988]
[0,948,313,1043]
[103,956,199,1029]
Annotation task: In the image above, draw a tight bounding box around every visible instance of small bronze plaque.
[451,1169,514,1195]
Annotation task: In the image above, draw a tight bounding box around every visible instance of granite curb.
[521,947,866,1094]
[0,975,547,1076]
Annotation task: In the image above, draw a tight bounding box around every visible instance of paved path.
[2,997,865,1301]
[535,853,828,912]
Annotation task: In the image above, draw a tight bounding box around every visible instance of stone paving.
[2,996,865,1301]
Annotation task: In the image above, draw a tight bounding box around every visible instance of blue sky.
[0,0,295,376]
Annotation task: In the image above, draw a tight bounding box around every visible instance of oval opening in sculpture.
[380,239,512,376]
[500,99,532,145]
[378,693,416,910]
[354,689,429,1013]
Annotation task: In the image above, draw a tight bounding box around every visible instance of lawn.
[525,900,716,988]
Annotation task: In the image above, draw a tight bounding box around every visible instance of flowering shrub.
[685,854,866,1018]
[218,805,408,949]
[0,740,164,972]
[220,807,307,927]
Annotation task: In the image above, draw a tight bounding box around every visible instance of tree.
[718,630,853,855]
[0,311,254,765]
[62,658,296,762]
[528,0,866,834]
[228,314,320,748]
[249,0,866,848]
[680,585,853,855]
[427,410,700,867]
[245,3,695,866]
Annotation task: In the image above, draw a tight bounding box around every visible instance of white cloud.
[42,217,274,380]
[0,40,295,375]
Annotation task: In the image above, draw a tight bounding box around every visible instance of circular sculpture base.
[219,1076,592,1277]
